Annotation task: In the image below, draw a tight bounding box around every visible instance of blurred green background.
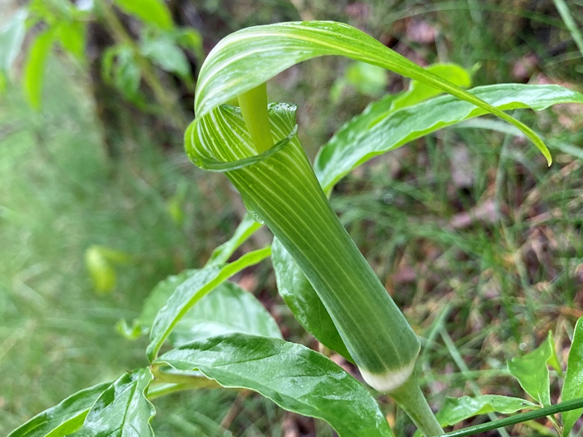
[1,0,582,435]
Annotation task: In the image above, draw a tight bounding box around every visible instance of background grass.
[1,0,583,436]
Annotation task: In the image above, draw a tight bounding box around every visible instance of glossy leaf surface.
[315,84,583,191]
[171,281,281,345]
[435,395,537,427]
[508,332,556,406]
[272,238,351,361]
[74,368,155,437]
[113,0,173,30]
[147,247,271,361]
[562,317,583,436]
[7,383,109,437]
[156,333,394,437]
[194,21,551,163]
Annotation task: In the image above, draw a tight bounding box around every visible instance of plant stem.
[390,376,444,437]
[237,83,273,153]
[443,397,583,437]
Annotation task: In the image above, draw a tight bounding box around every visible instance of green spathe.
[186,102,419,380]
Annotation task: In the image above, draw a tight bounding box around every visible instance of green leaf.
[101,45,143,103]
[562,317,583,436]
[7,382,109,437]
[345,61,387,97]
[435,395,538,428]
[173,28,204,60]
[57,20,86,61]
[314,84,583,192]
[140,33,191,79]
[171,281,282,345]
[146,246,271,361]
[23,28,55,110]
[73,368,155,437]
[508,332,558,406]
[156,334,394,437]
[194,21,551,163]
[113,0,173,30]
[272,238,352,361]
[392,63,471,111]
[207,213,262,266]
[0,9,27,78]
[84,245,117,294]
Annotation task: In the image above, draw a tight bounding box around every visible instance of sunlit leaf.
[272,238,351,361]
[562,317,583,436]
[508,332,557,406]
[147,247,271,361]
[57,20,86,61]
[435,395,538,427]
[314,84,583,192]
[113,0,173,30]
[84,245,117,294]
[207,214,262,266]
[73,368,155,437]
[156,333,394,437]
[7,383,109,437]
[23,29,55,110]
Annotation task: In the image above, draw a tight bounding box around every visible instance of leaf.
[174,28,204,60]
[84,245,117,294]
[508,332,558,406]
[207,213,262,266]
[57,20,86,61]
[562,317,583,436]
[23,29,55,110]
[314,84,583,192]
[435,395,538,427]
[73,368,155,437]
[140,33,191,79]
[392,63,471,111]
[171,281,282,345]
[272,238,352,361]
[194,21,551,163]
[7,382,109,437]
[113,0,173,30]
[156,333,394,437]
[101,45,142,103]
[345,61,387,97]
[146,246,271,361]
[0,9,27,77]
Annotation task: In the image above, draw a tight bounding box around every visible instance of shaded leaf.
[147,247,271,361]
[101,45,142,103]
[508,332,557,406]
[7,382,109,437]
[562,317,583,436]
[272,238,352,361]
[23,29,55,110]
[314,84,583,191]
[435,395,538,427]
[171,281,282,344]
[140,33,190,79]
[74,368,155,437]
[156,333,394,437]
[113,0,173,30]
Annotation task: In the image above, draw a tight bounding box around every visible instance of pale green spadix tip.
[237,83,274,154]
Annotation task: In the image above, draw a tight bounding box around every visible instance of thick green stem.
[390,376,444,437]
[237,83,273,153]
